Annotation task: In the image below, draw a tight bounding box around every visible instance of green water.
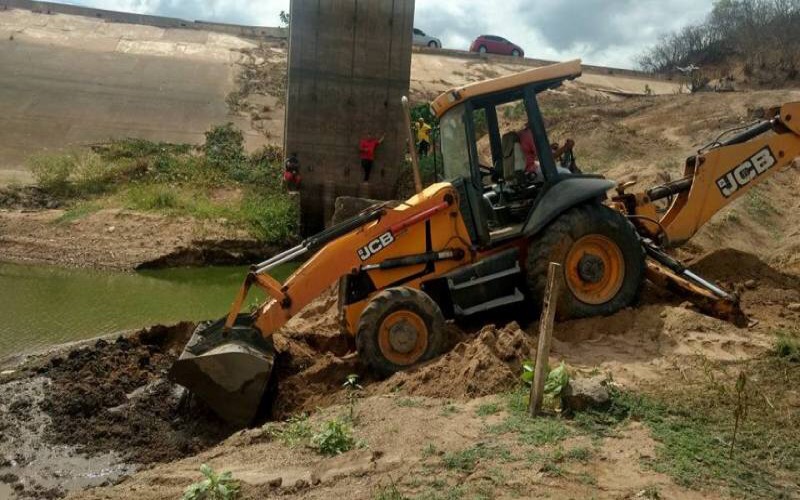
[0,262,298,360]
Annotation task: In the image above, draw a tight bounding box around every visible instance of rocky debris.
[787,303,800,312]
[561,375,611,412]
[135,239,283,269]
[744,279,757,289]
[0,186,60,210]
[331,196,383,225]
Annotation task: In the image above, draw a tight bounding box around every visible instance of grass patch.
[267,414,313,447]
[487,388,571,446]
[572,359,800,498]
[24,125,299,245]
[476,402,500,417]
[373,482,407,500]
[746,188,777,221]
[439,402,460,416]
[442,443,512,473]
[54,202,101,224]
[772,335,800,363]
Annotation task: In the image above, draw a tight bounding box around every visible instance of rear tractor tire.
[356,287,445,377]
[526,204,645,319]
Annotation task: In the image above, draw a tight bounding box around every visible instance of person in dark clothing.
[283,152,302,191]
[358,132,384,183]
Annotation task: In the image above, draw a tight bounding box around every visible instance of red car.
[469,35,525,57]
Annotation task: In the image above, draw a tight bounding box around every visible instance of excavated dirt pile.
[38,323,234,463]
[376,322,535,399]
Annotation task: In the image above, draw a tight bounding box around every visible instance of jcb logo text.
[358,232,395,261]
[716,147,776,198]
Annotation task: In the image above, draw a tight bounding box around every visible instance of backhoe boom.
[618,102,800,246]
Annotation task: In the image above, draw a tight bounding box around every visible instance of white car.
[413,28,441,48]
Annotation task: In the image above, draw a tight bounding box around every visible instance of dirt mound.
[689,248,800,289]
[375,322,534,400]
[39,323,234,464]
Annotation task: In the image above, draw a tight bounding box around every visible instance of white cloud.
[62,0,714,68]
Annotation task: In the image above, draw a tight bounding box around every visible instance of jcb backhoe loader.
[170,59,800,425]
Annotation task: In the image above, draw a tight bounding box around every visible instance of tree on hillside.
[637,0,800,84]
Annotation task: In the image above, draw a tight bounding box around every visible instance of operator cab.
[432,60,587,246]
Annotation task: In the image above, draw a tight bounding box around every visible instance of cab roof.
[430,59,582,118]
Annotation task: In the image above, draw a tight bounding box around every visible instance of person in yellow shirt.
[416,118,432,157]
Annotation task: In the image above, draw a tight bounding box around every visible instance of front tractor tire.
[527,204,645,319]
[356,287,445,377]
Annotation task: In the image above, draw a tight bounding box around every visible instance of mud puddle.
[0,323,233,499]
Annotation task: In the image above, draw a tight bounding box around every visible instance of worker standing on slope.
[359,132,384,183]
[416,117,432,157]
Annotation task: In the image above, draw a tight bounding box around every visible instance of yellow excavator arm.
[611,102,800,324]
[617,102,800,246]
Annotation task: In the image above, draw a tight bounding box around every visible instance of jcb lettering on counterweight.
[358,232,395,261]
[716,147,776,198]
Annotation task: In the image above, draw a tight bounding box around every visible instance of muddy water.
[0,262,298,360]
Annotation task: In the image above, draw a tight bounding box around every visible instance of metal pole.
[401,96,424,194]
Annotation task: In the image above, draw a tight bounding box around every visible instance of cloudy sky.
[62,0,715,68]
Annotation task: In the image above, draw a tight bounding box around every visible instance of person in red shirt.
[518,123,575,178]
[283,152,301,191]
[518,123,540,174]
[358,132,384,183]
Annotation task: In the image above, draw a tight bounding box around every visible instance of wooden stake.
[529,262,562,416]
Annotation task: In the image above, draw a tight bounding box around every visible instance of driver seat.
[501,131,526,180]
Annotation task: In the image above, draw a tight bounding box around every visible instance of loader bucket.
[168,315,275,427]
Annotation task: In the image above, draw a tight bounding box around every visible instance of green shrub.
[311,419,355,456]
[773,335,800,363]
[241,193,299,244]
[205,123,246,171]
[29,153,75,196]
[183,464,239,500]
[96,137,191,160]
[72,152,116,195]
[126,184,181,211]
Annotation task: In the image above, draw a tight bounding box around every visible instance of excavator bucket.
[168,315,275,426]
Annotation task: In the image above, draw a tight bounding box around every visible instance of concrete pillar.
[285,0,415,233]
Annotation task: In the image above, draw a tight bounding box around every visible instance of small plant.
[421,442,438,458]
[396,397,424,408]
[521,360,570,400]
[373,479,407,500]
[773,335,800,363]
[270,413,313,447]
[183,464,239,500]
[440,402,460,416]
[311,419,355,456]
[343,373,363,422]
[730,370,748,459]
